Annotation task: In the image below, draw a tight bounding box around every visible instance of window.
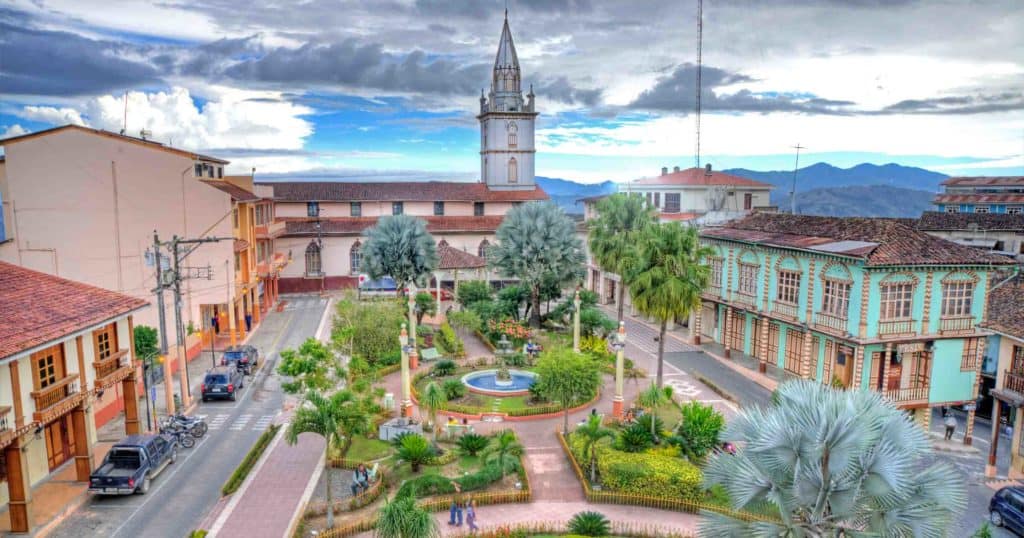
[234,253,241,272]
[945,205,959,213]
[737,263,757,296]
[350,241,362,275]
[434,201,445,216]
[784,329,804,375]
[217,167,223,179]
[710,258,723,288]
[194,164,203,177]
[232,208,239,228]
[508,128,517,148]
[744,193,753,210]
[1012,345,1024,373]
[975,206,990,213]
[207,165,214,178]
[962,338,981,371]
[879,282,914,320]
[941,280,974,317]
[93,323,118,361]
[32,344,64,390]
[654,192,661,208]
[307,202,319,217]
[1008,206,1023,215]
[776,270,801,304]
[478,239,491,258]
[645,193,652,207]
[664,193,680,213]
[254,204,266,225]
[474,202,485,216]
[305,241,322,276]
[392,202,404,215]
[508,158,518,184]
[350,202,362,217]
[821,279,851,318]
[256,241,267,262]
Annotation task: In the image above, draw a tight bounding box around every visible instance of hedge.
[568,432,702,501]
[222,424,281,495]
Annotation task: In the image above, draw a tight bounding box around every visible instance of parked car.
[201,365,244,402]
[222,345,259,375]
[990,485,1024,535]
[88,434,177,495]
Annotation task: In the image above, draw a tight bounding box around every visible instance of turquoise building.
[697,213,1014,439]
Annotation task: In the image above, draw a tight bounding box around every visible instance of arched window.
[350,240,362,275]
[478,239,491,258]
[305,241,322,276]
[507,121,518,148]
[508,157,518,184]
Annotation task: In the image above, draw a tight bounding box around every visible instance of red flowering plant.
[486,317,531,346]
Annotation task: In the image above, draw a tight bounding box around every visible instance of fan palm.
[419,381,447,441]
[700,380,967,537]
[576,414,614,483]
[483,429,523,477]
[638,382,672,440]
[375,494,440,538]
[587,194,657,322]
[360,214,439,291]
[628,222,712,387]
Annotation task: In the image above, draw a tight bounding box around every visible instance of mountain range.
[543,163,946,218]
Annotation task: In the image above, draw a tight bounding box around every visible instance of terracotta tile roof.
[701,213,1013,267]
[437,241,487,269]
[201,180,259,202]
[631,167,773,188]
[941,176,1024,187]
[282,216,506,236]
[0,124,228,164]
[934,194,1024,204]
[917,211,1024,231]
[0,262,148,360]
[982,273,1024,340]
[659,212,700,222]
[265,181,548,202]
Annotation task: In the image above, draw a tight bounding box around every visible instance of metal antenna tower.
[790,143,805,214]
[694,0,703,170]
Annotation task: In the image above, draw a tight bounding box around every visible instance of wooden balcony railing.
[940,316,975,334]
[733,291,757,307]
[878,319,915,337]
[94,349,133,389]
[706,285,722,298]
[883,385,930,404]
[1005,370,1024,395]
[0,406,10,432]
[31,375,84,423]
[814,312,848,333]
[772,302,799,319]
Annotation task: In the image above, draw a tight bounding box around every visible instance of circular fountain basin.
[461,369,537,396]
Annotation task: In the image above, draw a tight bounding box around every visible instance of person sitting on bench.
[350,463,370,495]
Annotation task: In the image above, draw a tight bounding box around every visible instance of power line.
[694,0,703,170]
[790,143,805,214]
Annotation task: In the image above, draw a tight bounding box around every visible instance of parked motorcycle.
[159,419,196,449]
[169,413,208,438]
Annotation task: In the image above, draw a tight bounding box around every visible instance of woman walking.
[465,498,478,532]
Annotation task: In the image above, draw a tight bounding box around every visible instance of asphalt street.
[48,294,329,538]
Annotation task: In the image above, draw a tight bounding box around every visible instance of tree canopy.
[277,338,339,394]
[488,201,585,328]
[533,347,602,433]
[360,214,439,291]
[587,194,657,322]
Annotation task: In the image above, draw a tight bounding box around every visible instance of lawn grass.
[346,436,392,462]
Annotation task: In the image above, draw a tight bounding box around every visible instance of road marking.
[231,414,254,431]
[252,415,274,430]
[207,414,230,430]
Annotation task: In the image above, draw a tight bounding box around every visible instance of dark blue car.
[990,485,1024,535]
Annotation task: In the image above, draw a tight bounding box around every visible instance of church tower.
[478,11,536,191]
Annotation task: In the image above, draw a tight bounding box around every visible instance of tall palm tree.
[701,380,967,537]
[360,214,439,292]
[587,194,657,322]
[638,382,673,440]
[419,382,447,441]
[483,429,523,478]
[287,389,366,528]
[575,414,614,483]
[375,494,440,538]
[629,223,712,387]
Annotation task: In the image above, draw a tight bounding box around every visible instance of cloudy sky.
[1,0,1022,183]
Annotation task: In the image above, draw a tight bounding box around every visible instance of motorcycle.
[169,413,208,438]
[159,419,196,449]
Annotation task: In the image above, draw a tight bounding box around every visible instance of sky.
[1,0,1022,184]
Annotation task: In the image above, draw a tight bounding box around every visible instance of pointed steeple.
[489,11,524,112]
[494,11,520,72]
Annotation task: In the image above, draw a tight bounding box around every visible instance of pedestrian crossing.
[282,296,330,311]
[207,413,275,432]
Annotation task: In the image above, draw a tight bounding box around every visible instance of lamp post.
[572,289,582,353]
[400,324,413,417]
[407,284,418,369]
[610,321,627,418]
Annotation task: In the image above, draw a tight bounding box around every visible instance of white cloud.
[1,124,29,138]
[20,106,85,126]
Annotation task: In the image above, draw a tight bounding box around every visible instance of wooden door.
[835,346,854,387]
[886,353,902,391]
[44,415,75,471]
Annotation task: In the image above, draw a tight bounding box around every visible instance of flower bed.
[448,520,694,538]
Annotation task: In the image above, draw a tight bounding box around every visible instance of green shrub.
[389,431,413,449]
[614,423,653,453]
[457,281,492,307]
[572,433,702,501]
[442,378,467,400]
[673,401,725,461]
[635,414,666,438]
[395,461,508,498]
[435,322,464,359]
[432,359,456,377]
[377,349,401,366]
[457,433,490,456]
[568,511,611,537]
[447,309,482,332]
[222,424,280,495]
[504,352,527,367]
[396,433,435,472]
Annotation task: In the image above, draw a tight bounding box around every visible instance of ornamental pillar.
[573,290,582,353]
[400,324,412,417]
[613,322,626,418]
[4,440,33,533]
[722,307,732,359]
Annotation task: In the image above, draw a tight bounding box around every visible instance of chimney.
[661,167,668,176]
[673,166,680,173]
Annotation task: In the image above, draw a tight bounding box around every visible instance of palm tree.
[638,382,672,440]
[701,380,967,537]
[360,214,439,292]
[587,193,657,322]
[629,223,712,387]
[286,390,366,528]
[419,381,447,441]
[575,414,614,483]
[488,201,585,328]
[483,429,523,477]
[375,494,440,538]
[396,433,434,473]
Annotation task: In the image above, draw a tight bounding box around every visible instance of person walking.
[944,412,958,441]
[466,498,478,532]
[448,482,463,526]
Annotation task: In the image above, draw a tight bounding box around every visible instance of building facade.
[917,210,1024,263]
[983,272,1024,477]
[934,176,1024,214]
[0,263,147,532]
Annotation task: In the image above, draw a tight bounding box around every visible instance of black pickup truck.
[88,434,178,495]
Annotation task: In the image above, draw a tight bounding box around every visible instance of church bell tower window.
[508,158,518,184]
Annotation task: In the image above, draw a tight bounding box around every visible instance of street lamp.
[572,288,582,353]
[611,321,627,418]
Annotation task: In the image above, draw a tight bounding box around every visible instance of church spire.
[489,11,523,112]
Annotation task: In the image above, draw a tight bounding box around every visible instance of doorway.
[834,346,854,387]
[44,414,76,471]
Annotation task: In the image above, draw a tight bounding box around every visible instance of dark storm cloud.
[630,63,855,115]
[534,77,602,107]
[0,20,159,96]
[880,92,1024,115]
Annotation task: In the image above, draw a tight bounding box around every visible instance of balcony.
[0,406,14,449]
[813,312,848,334]
[878,319,916,337]
[883,385,930,406]
[704,285,722,299]
[93,349,133,390]
[31,375,85,424]
[939,316,975,335]
[733,291,757,307]
[772,301,799,320]
[1005,371,1024,395]
[255,220,286,239]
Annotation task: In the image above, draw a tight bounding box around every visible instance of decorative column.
[573,290,582,353]
[759,317,770,373]
[722,307,732,358]
[612,321,626,418]
[4,440,32,533]
[72,404,94,481]
[851,346,865,389]
[400,324,413,417]
[987,398,1002,477]
[881,343,895,392]
[965,336,987,446]
[859,272,871,339]
[921,272,933,334]
[435,273,442,320]
[123,374,141,434]
[407,286,418,369]
[252,286,261,325]
[236,295,247,340]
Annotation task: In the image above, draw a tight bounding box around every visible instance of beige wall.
[274,200,511,219]
[0,129,234,331]
[626,186,771,213]
[995,333,1024,389]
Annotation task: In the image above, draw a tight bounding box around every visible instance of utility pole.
[694,0,704,170]
[150,231,175,416]
[790,144,805,215]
